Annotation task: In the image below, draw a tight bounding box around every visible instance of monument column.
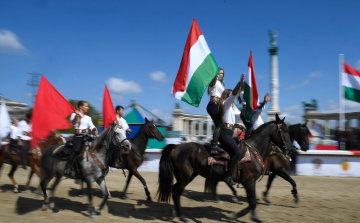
[267,29,281,121]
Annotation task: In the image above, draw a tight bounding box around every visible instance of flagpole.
[339,54,344,132]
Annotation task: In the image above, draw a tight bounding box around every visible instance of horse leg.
[40,176,52,211]
[233,182,262,223]
[45,174,62,210]
[276,169,300,205]
[8,164,19,193]
[122,171,133,200]
[172,181,190,223]
[263,172,276,206]
[94,179,109,214]
[25,170,34,193]
[131,169,152,202]
[225,181,239,202]
[85,180,96,219]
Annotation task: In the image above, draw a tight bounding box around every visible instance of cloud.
[257,74,264,79]
[106,78,142,94]
[150,109,172,124]
[284,105,302,115]
[308,71,323,78]
[319,99,360,113]
[300,80,309,86]
[183,107,192,111]
[280,112,303,124]
[356,59,360,70]
[0,30,28,55]
[285,80,309,89]
[150,71,166,83]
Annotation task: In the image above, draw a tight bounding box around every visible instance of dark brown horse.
[156,114,293,223]
[211,123,312,205]
[110,117,164,201]
[0,132,65,193]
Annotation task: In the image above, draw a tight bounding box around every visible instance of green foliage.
[58,99,101,134]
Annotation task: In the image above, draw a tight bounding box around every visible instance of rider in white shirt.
[64,101,98,176]
[217,74,245,186]
[17,113,32,169]
[113,105,131,168]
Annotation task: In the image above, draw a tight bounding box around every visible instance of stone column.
[198,121,203,136]
[324,120,330,137]
[191,120,195,137]
[267,29,281,121]
[207,116,212,140]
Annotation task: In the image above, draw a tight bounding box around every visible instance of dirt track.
[0,164,359,223]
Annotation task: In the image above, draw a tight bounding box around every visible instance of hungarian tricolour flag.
[342,62,360,104]
[171,19,219,107]
[243,51,259,122]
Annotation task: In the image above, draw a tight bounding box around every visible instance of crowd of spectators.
[335,127,360,150]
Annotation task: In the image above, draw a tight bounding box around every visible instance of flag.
[171,18,219,107]
[0,100,11,139]
[31,76,75,148]
[243,51,259,122]
[102,85,117,129]
[342,62,360,104]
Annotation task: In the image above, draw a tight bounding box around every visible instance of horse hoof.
[231,212,237,220]
[295,201,301,206]
[94,207,100,213]
[180,215,190,223]
[123,196,130,201]
[42,204,48,211]
[147,197,153,202]
[26,190,32,194]
[217,200,223,204]
[267,202,274,206]
[49,202,55,209]
[14,187,18,193]
[231,196,238,202]
[90,214,98,219]
[172,208,177,217]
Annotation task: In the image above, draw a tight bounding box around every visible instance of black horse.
[210,122,312,205]
[110,117,164,201]
[262,122,311,205]
[156,114,293,223]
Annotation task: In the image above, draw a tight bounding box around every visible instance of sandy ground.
[0,164,359,223]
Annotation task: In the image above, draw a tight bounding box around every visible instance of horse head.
[111,121,131,151]
[273,114,293,155]
[145,117,165,142]
[53,132,66,145]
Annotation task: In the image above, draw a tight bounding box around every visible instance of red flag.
[102,85,117,130]
[31,76,75,148]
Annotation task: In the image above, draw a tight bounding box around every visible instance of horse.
[110,117,164,201]
[39,122,131,219]
[156,114,294,223]
[262,122,311,206]
[0,132,65,193]
[210,122,312,205]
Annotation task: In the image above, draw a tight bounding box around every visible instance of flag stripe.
[343,62,360,78]
[344,86,360,103]
[180,53,218,106]
[342,73,360,91]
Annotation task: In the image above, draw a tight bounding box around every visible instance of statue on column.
[268,29,278,47]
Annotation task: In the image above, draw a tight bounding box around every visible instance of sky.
[1,0,360,127]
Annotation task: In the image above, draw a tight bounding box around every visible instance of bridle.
[145,122,157,139]
[272,123,289,154]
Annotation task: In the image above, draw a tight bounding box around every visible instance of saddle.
[205,141,252,171]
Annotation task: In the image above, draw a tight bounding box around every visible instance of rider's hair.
[115,105,124,112]
[77,100,88,109]
[207,68,224,95]
[218,89,232,123]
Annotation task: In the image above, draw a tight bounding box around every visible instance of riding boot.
[245,126,253,140]
[210,128,225,155]
[224,157,237,186]
[22,149,27,170]
[64,153,76,176]
[113,148,122,169]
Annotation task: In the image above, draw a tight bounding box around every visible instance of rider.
[113,105,132,168]
[9,119,19,149]
[218,74,245,186]
[207,68,226,155]
[64,101,98,176]
[240,93,270,139]
[17,113,32,169]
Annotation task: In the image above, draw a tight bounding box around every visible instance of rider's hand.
[18,140,23,146]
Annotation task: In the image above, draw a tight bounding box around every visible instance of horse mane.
[91,126,112,151]
[251,120,288,137]
[288,124,301,141]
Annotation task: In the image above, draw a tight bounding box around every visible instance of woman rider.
[207,68,226,154]
[64,101,98,176]
[218,74,245,186]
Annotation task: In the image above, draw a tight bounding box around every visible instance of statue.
[302,99,318,110]
[268,29,278,47]
[175,102,180,109]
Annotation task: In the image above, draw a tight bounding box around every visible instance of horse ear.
[282,116,286,122]
[275,113,280,123]
[304,121,308,126]
[145,117,149,123]
[111,121,116,127]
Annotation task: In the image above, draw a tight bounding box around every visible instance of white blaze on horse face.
[115,127,131,149]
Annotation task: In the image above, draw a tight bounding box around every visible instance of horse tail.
[204,174,217,195]
[156,144,176,203]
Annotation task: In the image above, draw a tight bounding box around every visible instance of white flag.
[0,100,11,139]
